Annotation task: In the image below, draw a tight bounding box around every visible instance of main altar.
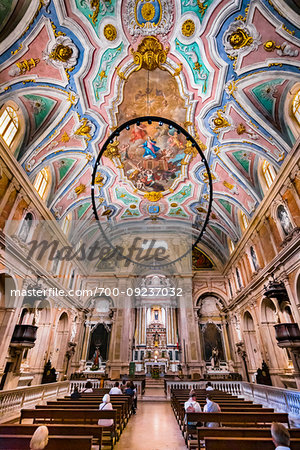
[132,275,180,375]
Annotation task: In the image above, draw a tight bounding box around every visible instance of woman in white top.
[98,394,113,427]
[203,394,221,427]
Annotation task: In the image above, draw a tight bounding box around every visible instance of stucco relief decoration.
[43,36,79,69]
[81,0,114,25]
[104,24,117,41]
[182,19,195,37]
[263,40,298,57]
[223,21,261,58]
[125,0,173,37]
[73,117,96,142]
[130,36,169,71]
[9,58,40,77]
[209,109,234,135]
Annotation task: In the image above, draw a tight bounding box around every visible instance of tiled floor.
[114,401,186,450]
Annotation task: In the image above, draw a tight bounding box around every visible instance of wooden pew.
[184,412,290,443]
[20,409,117,449]
[205,437,300,450]
[0,435,93,450]
[0,424,102,449]
[37,403,125,437]
[188,427,300,450]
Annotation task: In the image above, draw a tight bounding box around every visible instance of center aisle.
[114,401,186,450]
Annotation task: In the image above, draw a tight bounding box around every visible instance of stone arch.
[261,297,277,324]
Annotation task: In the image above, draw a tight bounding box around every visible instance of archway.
[243,311,261,373]
[52,312,69,378]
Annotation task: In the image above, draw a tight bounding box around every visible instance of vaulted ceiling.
[0,0,299,268]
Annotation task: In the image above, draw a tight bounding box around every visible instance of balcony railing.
[10,324,38,348]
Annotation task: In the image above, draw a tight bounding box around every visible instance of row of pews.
[171,388,300,449]
[0,388,133,450]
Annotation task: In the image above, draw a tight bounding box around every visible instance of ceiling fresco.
[0,0,299,268]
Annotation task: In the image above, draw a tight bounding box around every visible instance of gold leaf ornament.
[131,36,169,72]
[182,20,195,37]
[104,24,117,41]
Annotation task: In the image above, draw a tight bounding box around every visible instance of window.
[61,213,71,235]
[241,211,249,231]
[250,246,259,271]
[262,160,276,189]
[0,106,19,146]
[236,267,242,289]
[228,238,235,254]
[34,168,49,200]
[292,90,300,125]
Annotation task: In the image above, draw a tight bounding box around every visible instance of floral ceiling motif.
[0,0,299,267]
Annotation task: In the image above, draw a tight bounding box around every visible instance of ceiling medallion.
[223,21,261,58]
[125,0,173,37]
[91,116,213,268]
[182,19,195,37]
[131,36,169,71]
[103,24,117,41]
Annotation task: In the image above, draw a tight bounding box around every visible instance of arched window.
[250,246,259,272]
[61,213,71,235]
[19,212,34,242]
[34,168,49,200]
[228,238,235,254]
[0,106,19,147]
[240,211,249,231]
[292,90,300,125]
[236,267,242,289]
[262,160,276,189]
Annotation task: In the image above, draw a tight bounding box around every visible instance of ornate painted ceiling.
[0,0,299,269]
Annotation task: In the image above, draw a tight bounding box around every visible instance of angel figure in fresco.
[140,137,161,159]
[167,131,184,150]
[130,123,147,142]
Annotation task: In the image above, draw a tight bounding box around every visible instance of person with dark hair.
[271,422,290,450]
[70,385,81,399]
[203,393,221,427]
[206,381,213,391]
[109,381,122,395]
[120,379,127,393]
[125,381,136,414]
[83,380,93,393]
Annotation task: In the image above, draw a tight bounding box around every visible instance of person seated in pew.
[82,380,93,393]
[206,381,214,391]
[184,392,202,430]
[271,422,291,450]
[120,379,127,393]
[125,381,136,414]
[98,394,113,427]
[109,381,123,395]
[203,393,221,427]
[70,385,81,399]
[30,425,49,449]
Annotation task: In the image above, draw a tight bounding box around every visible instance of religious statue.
[211,347,220,369]
[92,347,101,369]
[277,205,293,236]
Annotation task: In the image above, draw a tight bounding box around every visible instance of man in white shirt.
[271,422,291,450]
[184,392,202,429]
[203,394,221,427]
[109,381,123,395]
